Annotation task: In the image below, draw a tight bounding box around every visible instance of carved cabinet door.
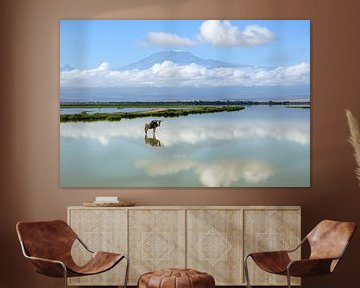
[187,209,243,285]
[243,209,301,286]
[68,208,128,286]
[128,209,186,284]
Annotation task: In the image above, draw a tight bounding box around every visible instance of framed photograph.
[60,20,310,187]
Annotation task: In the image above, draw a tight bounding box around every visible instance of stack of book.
[83,196,135,207]
[93,196,119,204]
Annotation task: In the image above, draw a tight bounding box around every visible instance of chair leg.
[286,269,291,288]
[244,255,252,288]
[123,255,130,288]
[62,265,68,288]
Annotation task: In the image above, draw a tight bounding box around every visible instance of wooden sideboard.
[67,206,301,286]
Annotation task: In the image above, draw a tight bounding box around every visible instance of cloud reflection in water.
[134,158,275,187]
[60,117,309,146]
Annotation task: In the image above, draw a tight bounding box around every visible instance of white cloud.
[97,62,110,71]
[198,20,275,46]
[146,32,196,47]
[141,21,275,48]
[60,61,309,88]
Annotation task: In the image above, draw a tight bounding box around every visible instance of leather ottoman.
[138,268,215,288]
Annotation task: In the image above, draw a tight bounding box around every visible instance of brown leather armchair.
[16,220,129,288]
[244,220,356,288]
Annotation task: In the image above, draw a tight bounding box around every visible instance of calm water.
[60,106,310,187]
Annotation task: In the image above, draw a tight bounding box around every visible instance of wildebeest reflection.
[144,135,162,147]
[144,120,162,136]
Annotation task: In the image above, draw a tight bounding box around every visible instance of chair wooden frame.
[17,220,129,288]
[243,220,356,288]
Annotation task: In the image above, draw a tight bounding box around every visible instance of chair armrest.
[246,250,291,261]
[26,255,67,278]
[245,237,306,259]
[246,251,292,274]
[26,255,65,265]
[287,258,336,277]
[19,240,67,277]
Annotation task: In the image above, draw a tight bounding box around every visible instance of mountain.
[61,85,310,102]
[121,50,240,70]
[60,64,74,72]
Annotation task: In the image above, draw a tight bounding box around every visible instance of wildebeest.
[144,135,162,147]
[144,120,162,136]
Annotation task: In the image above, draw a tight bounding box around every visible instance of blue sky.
[60,20,310,69]
[60,20,310,101]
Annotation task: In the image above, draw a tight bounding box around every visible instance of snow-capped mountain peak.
[122,50,239,70]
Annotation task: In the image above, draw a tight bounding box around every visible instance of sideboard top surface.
[68,205,301,210]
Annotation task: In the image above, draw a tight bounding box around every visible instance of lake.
[60,105,310,187]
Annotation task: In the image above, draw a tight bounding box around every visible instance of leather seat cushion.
[138,268,215,288]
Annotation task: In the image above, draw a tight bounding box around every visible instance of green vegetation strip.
[60,106,244,122]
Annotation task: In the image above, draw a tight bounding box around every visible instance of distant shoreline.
[60,100,310,109]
